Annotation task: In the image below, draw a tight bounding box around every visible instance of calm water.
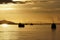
[0,25,60,40]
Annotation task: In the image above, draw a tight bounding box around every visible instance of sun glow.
[1,24,9,27]
[0,4,16,10]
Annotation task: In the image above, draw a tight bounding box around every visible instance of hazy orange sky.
[0,0,60,23]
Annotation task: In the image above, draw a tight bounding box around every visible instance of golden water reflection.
[0,25,59,40]
[0,25,52,40]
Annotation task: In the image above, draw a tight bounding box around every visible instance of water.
[0,25,60,40]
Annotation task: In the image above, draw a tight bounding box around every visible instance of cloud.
[1,0,59,13]
[6,1,33,4]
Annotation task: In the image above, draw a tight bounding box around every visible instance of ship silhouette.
[0,20,57,29]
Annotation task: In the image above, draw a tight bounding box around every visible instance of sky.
[0,0,60,23]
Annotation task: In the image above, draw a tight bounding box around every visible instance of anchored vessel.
[0,20,57,30]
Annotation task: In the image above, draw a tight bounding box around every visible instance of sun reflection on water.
[1,24,9,27]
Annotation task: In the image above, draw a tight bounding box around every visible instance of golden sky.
[0,0,60,23]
